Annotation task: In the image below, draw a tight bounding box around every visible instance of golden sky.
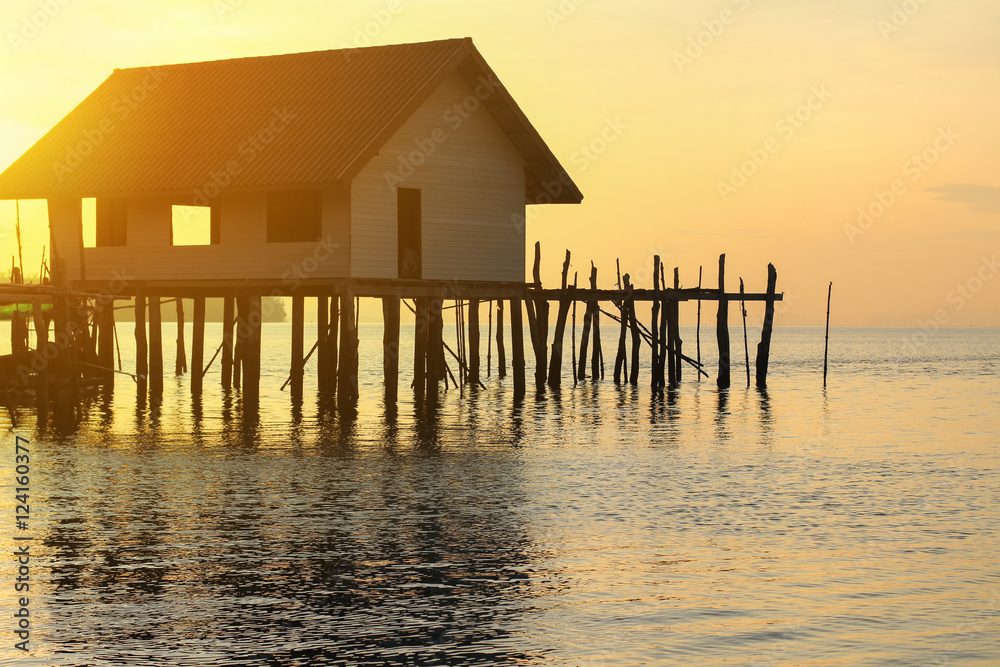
[1,0,997,325]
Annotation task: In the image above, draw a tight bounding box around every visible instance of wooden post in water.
[290,295,305,401]
[614,264,629,384]
[98,301,115,386]
[383,297,400,407]
[528,242,548,391]
[755,264,779,389]
[696,266,703,382]
[571,271,578,384]
[221,296,234,390]
[327,295,339,397]
[317,296,328,393]
[672,267,683,385]
[176,298,187,376]
[191,297,206,397]
[716,254,731,389]
[33,297,48,422]
[627,276,641,386]
[577,286,592,381]
[135,290,148,399]
[740,278,750,388]
[244,295,262,409]
[233,296,247,390]
[148,294,163,397]
[589,263,603,380]
[338,290,358,412]
[486,300,493,378]
[548,250,572,389]
[495,300,506,379]
[510,299,525,399]
[414,298,428,400]
[468,299,480,387]
[650,256,661,390]
[425,298,443,403]
[822,279,831,388]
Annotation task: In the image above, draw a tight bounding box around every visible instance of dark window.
[397,188,421,279]
[267,190,322,243]
[95,197,127,247]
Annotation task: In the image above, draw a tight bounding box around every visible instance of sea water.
[0,324,997,665]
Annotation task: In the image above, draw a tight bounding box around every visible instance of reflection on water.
[1,325,998,666]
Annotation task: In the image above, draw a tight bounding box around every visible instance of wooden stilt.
[176,297,187,376]
[756,264,779,389]
[822,280,831,387]
[571,272,578,385]
[525,298,546,392]
[529,242,549,391]
[135,290,148,398]
[383,296,400,407]
[589,263,603,381]
[696,266,703,382]
[650,256,661,390]
[496,300,506,379]
[577,293,592,381]
[614,271,629,384]
[316,296,328,393]
[468,299,480,386]
[425,298,443,402]
[191,296,205,397]
[221,296,233,389]
[233,295,247,390]
[510,298,525,399]
[414,298,428,399]
[717,254,731,389]
[291,295,304,401]
[32,298,48,422]
[328,295,340,397]
[98,301,115,386]
[148,294,163,397]
[672,268,683,385]
[486,299,493,378]
[627,277,641,385]
[338,289,358,411]
[548,250,572,389]
[51,296,76,425]
[740,278,750,388]
[243,295,262,408]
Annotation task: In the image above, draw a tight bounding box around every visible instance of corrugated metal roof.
[0,38,582,204]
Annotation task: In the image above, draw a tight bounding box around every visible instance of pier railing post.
[548,250,572,389]
[755,263,778,388]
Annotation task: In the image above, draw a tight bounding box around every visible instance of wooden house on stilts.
[0,38,780,424]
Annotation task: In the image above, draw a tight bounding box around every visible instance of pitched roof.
[0,38,582,204]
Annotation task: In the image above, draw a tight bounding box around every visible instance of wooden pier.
[0,250,781,428]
